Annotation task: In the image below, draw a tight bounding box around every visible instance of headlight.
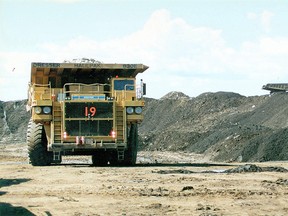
[126,107,134,114]
[135,107,143,114]
[34,107,42,114]
[43,106,52,114]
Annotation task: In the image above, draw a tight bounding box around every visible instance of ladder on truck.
[52,102,62,161]
[115,105,126,160]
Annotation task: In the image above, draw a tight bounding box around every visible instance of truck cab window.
[114,80,134,90]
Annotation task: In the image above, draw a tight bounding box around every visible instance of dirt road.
[1,143,288,216]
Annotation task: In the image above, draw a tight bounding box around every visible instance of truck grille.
[64,101,113,136]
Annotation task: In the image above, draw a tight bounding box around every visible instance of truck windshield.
[114,80,134,90]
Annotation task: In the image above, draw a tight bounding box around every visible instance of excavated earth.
[140,91,288,162]
[1,91,288,215]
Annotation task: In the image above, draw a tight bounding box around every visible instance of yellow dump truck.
[26,61,148,166]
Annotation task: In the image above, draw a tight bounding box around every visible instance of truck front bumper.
[48,141,126,152]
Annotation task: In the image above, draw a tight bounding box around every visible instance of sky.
[1,0,288,101]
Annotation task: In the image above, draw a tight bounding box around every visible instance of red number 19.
[85,106,97,117]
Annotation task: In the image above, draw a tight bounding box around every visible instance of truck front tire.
[122,124,138,166]
[27,120,53,166]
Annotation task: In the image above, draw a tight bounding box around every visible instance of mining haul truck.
[26,62,148,166]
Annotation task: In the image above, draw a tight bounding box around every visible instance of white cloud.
[261,10,274,32]
[247,10,274,32]
[1,9,287,101]
[247,12,257,20]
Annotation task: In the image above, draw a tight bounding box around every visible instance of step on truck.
[26,61,148,166]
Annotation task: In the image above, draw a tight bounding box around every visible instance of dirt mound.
[224,164,288,173]
[139,92,288,162]
[0,100,29,144]
[152,164,288,174]
[160,91,190,100]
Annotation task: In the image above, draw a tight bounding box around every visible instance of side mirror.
[143,83,146,95]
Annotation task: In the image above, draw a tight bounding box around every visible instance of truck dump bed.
[262,83,288,93]
[31,62,149,86]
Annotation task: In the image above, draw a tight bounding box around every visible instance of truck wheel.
[27,120,53,166]
[122,124,138,166]
[92,151,108,166]
[107,151,118,166]
[26,118,33,141]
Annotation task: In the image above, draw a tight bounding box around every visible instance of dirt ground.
[1,143,288,216]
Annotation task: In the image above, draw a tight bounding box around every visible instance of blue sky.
[1,0,288,101]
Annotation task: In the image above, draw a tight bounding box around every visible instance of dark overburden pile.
[152,164,288,174]
[0,100,29,143]
[139,91,288,162]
